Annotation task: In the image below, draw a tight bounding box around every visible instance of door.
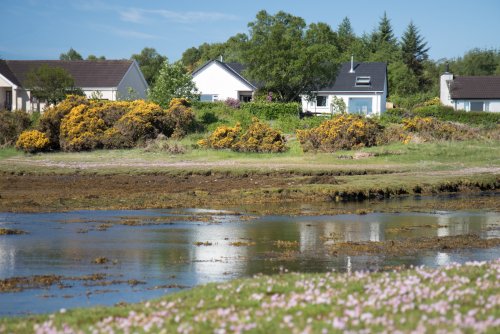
[5,91,12,110]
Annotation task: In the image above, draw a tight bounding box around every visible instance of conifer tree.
[401,21,430,77]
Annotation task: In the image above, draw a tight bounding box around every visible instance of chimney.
[220,55,223,62]
[349,55,355,73]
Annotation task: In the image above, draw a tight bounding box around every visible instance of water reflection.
[0,207,498,316]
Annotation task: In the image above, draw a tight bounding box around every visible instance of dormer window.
[355,76,371,86]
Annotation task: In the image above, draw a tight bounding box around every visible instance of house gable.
[116,60,149,99]
[192,60,256,101]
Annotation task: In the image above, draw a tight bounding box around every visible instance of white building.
[440,71,500,112]
[301,60,388,116]
[192,59,257,102]
[0,60,148,112]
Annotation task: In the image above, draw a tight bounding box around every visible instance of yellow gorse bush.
[200,118,287,153]
[233,118,287,153]
[15,130,50,153]
[402,116,477,141]
[19,96,197,152]
[60,104,107,151]
[296,114,381,152]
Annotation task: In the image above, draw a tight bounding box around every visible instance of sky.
[1,0,499,62]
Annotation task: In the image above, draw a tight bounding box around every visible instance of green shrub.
[413,105,500,127]
[164,98,196,139]
[15,130,50,153]
[0,110,31,146]
[273,115,326,133]
[240,102,299,120]
[296,114,382,152]
[379,108,412,125]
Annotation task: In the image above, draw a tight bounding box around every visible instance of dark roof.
[450,76,500,99]
[0,60,134,88]
[318,62,387,93]
[192,60,259,89]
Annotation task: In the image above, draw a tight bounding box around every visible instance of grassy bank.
[1,140,499,212]
[2,260,499,333]
[2,140,499,175]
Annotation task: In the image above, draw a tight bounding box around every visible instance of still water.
[0,199,499,316]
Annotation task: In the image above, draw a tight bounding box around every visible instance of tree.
[59,48,83,61]
[377,12,396,45]
[243,10,339,102]
[401,21,430,78]
[337,17,356,56]
[87,55,106,61]
[148,60,199,108]
[131,47,167,86]
[25,65,82,105]
[181,33,248,72]
[388,61,419,96]
[456,48,499,76]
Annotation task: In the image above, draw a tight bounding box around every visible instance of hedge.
[240,102,300,120]
[413,105,500,127]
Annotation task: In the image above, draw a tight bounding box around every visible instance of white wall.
[117,63,148,100]
[301,93,386,116]
[440,73,454,107]
[453,99,500,112]
[81,88,116,100]
[193,62,254,101]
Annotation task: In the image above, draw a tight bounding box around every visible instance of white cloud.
[92,24,159,40]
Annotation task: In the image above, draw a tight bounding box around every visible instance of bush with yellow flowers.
[402,116,477,141]
[233,118,287,153]
[59,104,107,151]
[38,95,90,149]
[113,100,166,142]
[296,114,382,152]
[198,123,242,150]
[15,130,50,153]
[199,118,287,153]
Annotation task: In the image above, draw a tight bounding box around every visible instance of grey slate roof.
[450,76,500,99]
[318,62,387,93]
[192,60,259,89]
[0,60,134,88]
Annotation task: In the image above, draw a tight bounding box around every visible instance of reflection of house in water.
[189,222,250,285]
[0,240,16,276]
[298,217,383,254]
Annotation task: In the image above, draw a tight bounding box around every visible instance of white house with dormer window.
[301,60,388,116]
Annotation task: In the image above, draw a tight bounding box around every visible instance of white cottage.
[192,59,257,102]
[440,71,500,112]
[301,60,388,116]
[0,60,148,112]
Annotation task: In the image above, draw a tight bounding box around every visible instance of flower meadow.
[2,259,499,333]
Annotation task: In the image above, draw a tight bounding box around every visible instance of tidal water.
[0,198,498,316]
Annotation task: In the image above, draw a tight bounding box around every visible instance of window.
[316,96,327,107]
[200,94,219,102]
[470,101,485,111]
[355,76,371,86]
[240,95,252,102]
[348,97,372,115]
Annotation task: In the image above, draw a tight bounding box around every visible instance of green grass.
[2,260,498,333]
[1,140,498,175]
[0,147,20,160]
